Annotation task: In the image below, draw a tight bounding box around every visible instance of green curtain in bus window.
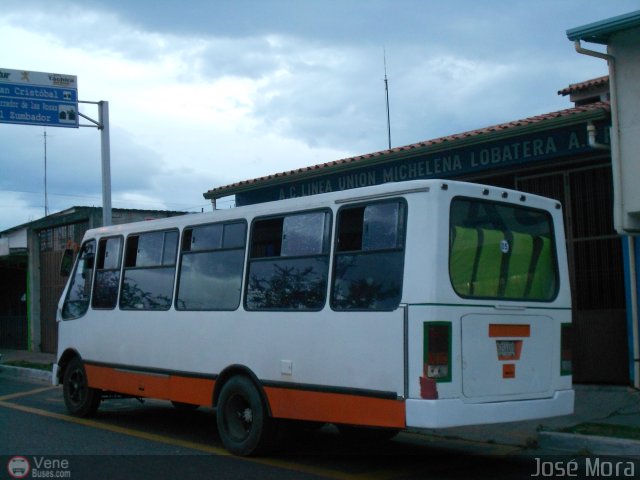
[528,236,553,299]
[450,226,477,296]
[473,228,503,297]
[504,231,534,298]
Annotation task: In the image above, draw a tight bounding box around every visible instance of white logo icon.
[7,456,30,479]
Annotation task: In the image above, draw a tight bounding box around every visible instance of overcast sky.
[1,0,637,231]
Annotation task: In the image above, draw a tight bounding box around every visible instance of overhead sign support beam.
[78,100,112,226]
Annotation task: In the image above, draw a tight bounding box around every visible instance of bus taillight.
[424,322,452,382]
[561,323,572,376]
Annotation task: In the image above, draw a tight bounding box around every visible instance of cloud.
[1,0,638,232]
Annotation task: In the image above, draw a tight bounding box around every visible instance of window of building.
[120,230,178,310]
[176,221,247,311]
[92,236,123,310]
[246,211,330,310]
[62,240,96,320]
[331,201,406,310]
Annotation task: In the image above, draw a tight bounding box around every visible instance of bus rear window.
[449,197,558,301]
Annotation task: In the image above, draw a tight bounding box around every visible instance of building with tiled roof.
[205,100,610,204]
[203,77,630,385]
[557,75,610,105]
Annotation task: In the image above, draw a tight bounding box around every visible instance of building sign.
[0,68,78,128]
[235,121,610,206]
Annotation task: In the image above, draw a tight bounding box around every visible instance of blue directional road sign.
[0,68,79,128]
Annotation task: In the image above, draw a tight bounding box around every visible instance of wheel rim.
[67,368,87,406]
[224,392,253,442]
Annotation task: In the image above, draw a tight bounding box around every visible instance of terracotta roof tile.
[558,76,609,96]
[207,101,610,196]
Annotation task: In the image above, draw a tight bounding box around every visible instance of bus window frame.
[448,195,560,302]
[119,228,180,312]
[174,219,248,312]
[330,198,408,312]
[61,239,97,321]
[91,235,124,311]
[244,208,332,312]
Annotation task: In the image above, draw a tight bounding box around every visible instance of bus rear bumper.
[405,389,574,428]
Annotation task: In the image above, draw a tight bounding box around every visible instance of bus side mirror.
[60,249,74,277]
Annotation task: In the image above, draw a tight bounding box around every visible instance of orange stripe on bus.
[489,324,531,338]
[85,364,215,407]
[84,364,405,427]
[264,386,406,429]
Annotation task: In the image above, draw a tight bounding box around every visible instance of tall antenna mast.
[384,48,391,150]
[43,128,49,216]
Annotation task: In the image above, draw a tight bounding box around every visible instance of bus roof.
[83,179,561,239]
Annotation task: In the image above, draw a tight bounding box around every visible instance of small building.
[0,207,186,353]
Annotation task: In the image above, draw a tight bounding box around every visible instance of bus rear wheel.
[63,357,101,417]
[216,376,275,456]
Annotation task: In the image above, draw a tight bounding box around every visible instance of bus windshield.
[449,197,558,301]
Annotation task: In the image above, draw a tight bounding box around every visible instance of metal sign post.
[78,100,112,226]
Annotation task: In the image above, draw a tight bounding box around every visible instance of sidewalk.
[0,348,56,383]
[1,348,639,457]
[417,384,640,456]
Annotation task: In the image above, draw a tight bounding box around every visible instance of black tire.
[63,357,101,417]
[216,376,275,456]
[171,401,199,411]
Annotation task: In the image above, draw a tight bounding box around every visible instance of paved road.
[1,376,633,480]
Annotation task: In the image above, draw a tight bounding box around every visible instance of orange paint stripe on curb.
[0,386,57,402]
[489,324,530,338]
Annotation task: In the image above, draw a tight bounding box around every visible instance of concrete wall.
[610,25,640,232]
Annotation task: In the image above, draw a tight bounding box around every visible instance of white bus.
[53,179,574,455]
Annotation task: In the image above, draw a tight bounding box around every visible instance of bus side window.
[62,240,96,320]
[92,237,123,310]
[331,201,406,310]
[176,222,247,311]
[246,211,331,310]
[120,230,178,311]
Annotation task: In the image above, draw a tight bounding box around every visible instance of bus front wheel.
[62,357,101,417]
[216,376,275,456]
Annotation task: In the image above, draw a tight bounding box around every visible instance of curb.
[538,431,640,457]
[0,365,53,383]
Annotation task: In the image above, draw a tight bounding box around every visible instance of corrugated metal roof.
[0,206,187,235]
[205,101,610,199]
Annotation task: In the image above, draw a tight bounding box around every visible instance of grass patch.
[2,360,53,371]
[561,422,640,441]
